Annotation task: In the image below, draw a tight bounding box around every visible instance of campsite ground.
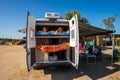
[0,45,120,80]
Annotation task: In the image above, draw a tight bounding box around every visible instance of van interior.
[35,25,71,63]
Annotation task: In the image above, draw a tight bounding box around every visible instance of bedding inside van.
[36,43,70,53]
[35,31,70,36]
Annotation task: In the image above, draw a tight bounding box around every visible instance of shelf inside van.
[36,36,69,38]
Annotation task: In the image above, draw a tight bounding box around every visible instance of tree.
[80,17,89,24]
[65,12,72,20]
[103,14,118,30]
[65,10,89,24]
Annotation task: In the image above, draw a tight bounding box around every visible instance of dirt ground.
[0,45,120,80]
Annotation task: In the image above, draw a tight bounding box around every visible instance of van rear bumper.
[34,61,71,67]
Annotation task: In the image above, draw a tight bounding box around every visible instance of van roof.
[36,18,69,22]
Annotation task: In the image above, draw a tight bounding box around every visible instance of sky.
[0,0,120,39]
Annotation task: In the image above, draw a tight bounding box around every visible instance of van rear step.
[33,62,71,70]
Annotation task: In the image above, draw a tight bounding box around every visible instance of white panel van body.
[26,12,79,71]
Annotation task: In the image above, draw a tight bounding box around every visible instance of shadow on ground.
[34,53,120,80]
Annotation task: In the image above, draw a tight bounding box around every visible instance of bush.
[116,38,120,46]
[113,48,120,62]
[117,39,120,46]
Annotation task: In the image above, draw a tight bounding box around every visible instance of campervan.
[26,12,79,71]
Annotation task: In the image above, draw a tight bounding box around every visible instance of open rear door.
[69,15,79,69]
[26,12,36,71]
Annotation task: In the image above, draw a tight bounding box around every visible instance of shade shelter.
[78,23,114,37]
[18,28,26,33]
[78,23,115,65]
[18,24,114,36]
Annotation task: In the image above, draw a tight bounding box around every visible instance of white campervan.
[26,12,79,71]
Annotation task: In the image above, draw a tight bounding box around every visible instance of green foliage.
[0,38,19,42]
[117,39,120,46]
[65,12,72,20]
[113,48,120,62]
[103,14,118,30]
[65,10,80,20]
[80,17,89,24]
[115,38,120,46]
[65,10,89,24]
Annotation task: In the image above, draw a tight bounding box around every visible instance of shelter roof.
[79,23,114,37]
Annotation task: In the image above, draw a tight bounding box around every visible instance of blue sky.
[0,0,120,39]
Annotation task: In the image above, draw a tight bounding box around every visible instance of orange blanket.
[36,43,70,53]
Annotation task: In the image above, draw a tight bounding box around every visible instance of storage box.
[49,55,58,61]
[36,49,48,62]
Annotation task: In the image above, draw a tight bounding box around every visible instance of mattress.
[35,31,70,36]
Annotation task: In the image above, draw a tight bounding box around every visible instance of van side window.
[72,20,74,25]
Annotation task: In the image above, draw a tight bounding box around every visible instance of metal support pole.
[93,40,95,51]
[111,33,115,65]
